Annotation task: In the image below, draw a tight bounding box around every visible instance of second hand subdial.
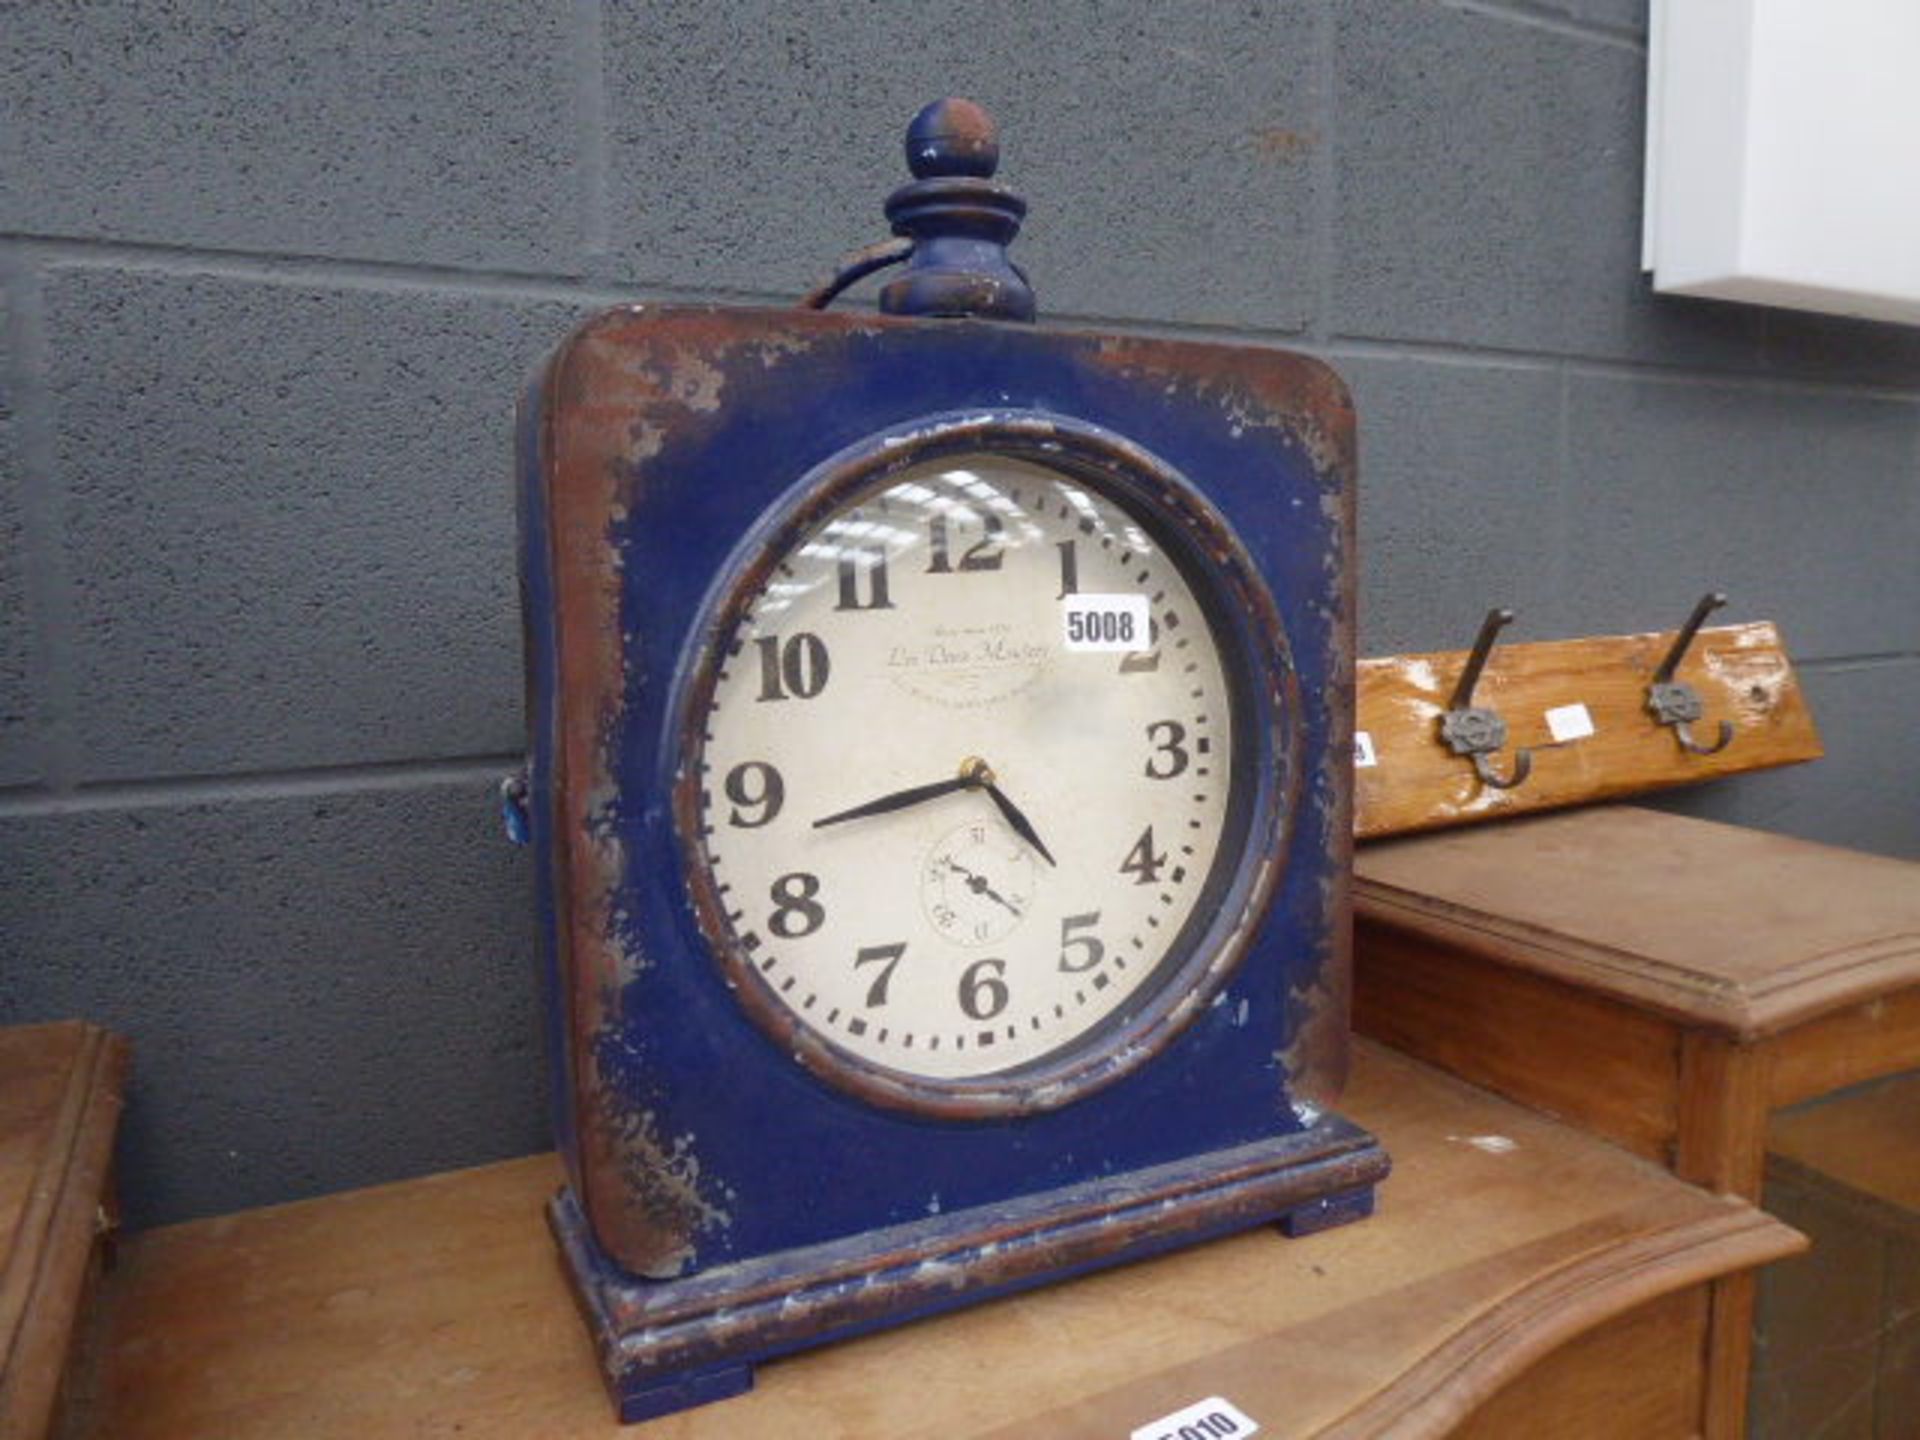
[922,823,1037,948]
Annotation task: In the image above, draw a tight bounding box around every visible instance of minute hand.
[812,775,972,830]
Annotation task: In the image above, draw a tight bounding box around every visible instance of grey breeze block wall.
[2,0,1917,1228]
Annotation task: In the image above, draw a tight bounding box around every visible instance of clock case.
[518,303,1388,1421]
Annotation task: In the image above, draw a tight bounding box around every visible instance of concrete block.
[0,776,546,1226]
[0,282,12,426]
[1758,310,1920,391]
[1332,0,1761,367]
[1339,354,1571,654]
[1562,376,1919,660]
[0,2,584,274]
[601,1,1319,331]
[0,285,35,787]
[0,446,30,789]
[45,268,591,780]
[1649,662,1920,861]
[1532,0,1646,34]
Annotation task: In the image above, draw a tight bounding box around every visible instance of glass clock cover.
[685,443,1268,1100]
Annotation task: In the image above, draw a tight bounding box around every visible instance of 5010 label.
[1131,1395,1260,1440]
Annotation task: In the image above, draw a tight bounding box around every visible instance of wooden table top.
[65,1043,1803,1440]
[1357,807,1920,1038]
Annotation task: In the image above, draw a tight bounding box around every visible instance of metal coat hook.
[1648,591,1735,756]
[1439,608,1534,791]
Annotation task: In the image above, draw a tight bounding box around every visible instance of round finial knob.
[905,97,999,179]
[880,97,1033,320]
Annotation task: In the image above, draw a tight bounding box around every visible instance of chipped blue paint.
[518,305,1385,1421]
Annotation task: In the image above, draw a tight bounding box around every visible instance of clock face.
[680,435,1282,1106]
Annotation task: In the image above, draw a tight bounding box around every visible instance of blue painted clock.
[513,98,1388,1423]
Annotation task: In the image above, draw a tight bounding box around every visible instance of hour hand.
[982,781,1056,868]
[813,775,971,829]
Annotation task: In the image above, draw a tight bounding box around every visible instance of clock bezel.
[668,409,1301,1120]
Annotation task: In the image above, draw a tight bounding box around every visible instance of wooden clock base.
[550,1114,1389,1423]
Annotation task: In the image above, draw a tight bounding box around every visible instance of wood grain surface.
[1356,806,1920,1039]
[1352,918,1681,1165]
[1,1023,128,1440]
[64,1043,1803,1440]
[1354,621,1821,840]
[1351,805,1920,1440]
[1450,1287,1707,1440]
[1766,986,1920,1111]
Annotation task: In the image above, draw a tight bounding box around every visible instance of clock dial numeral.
[1120,827,1167,886]
[959,958,1011,1020]
[854,942,907,1007]
[1057,912,1105,973]
[834,550,894,612]
[768,871,826,939]
[1056,539,1079,598]
[1118,617,1162,675]
[755,633,831,702]
[926,509,1005,574]
[723,761,785,828]
[1144,720,1191,779]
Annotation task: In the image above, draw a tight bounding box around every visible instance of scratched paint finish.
[520,305,1361,1281]
[667,411,1301,1123]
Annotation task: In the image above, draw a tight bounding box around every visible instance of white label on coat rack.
[1545,703,1596,743]
[1354,730,1378,768]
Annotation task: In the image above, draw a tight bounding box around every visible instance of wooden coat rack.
[1353,597,1823,841]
